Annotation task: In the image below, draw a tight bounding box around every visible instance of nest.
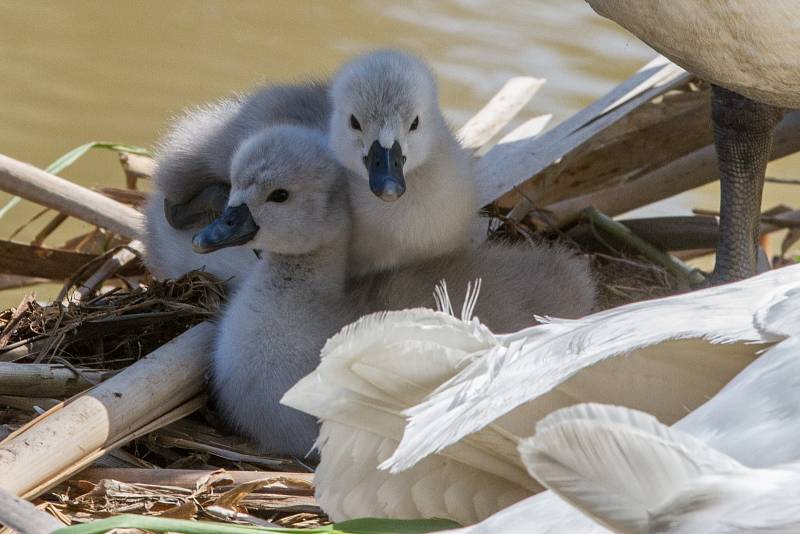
[0,272,330,528]
[1,271,225,370]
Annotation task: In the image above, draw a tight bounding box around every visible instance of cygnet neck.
[259,241,349,294]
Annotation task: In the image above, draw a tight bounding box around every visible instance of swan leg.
[709,85,784,285]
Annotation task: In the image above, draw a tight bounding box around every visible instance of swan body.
[143,82,328,285]
[523,399,800,533]
[585,1,798,283]
[586,1,800,109]
[283,263,800,525]
[442,265,800,534]
[198,125,355,456]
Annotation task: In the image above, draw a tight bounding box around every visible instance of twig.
[584,207,706,286]
[475,56,689,207]
[765,176,800,186]
[119,152,155,190]
[0,239,124,280]
[97,186,149,207]
[63,468,313,491]
[0,294,35,350]
[0,153,142,238]
[0,487,63,534]
[31,212,69,246]
[206,506,282,528]
[0,322,214,497]
[0,274,48,291]
[0,362,107,397]
[74,240,144,302]
[22,394,206,500]
[545,111,800,226]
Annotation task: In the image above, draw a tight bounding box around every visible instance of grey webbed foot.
[708,85,784,285]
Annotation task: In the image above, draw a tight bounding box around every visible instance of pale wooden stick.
[67,468,314,490]
[98,186,149,207]
[0,363,107,397]
[119,152,155,189]
[545,111,800,226]
[494,114,552,145]
[0,153,142,238]
[0,487,62,534]
[0,275,46,291]
[22,395,205,500]
[74,240,144,302]
[0,322,214,497]
[475,56,689,206]
[0,240,107,280]
[458,77,546,150]
[0,396,61,412]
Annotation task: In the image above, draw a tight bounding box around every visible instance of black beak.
[192,204,259,254]
[164,183,230,230]
[364,140,406,202]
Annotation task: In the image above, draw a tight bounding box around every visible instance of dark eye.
[410,116,419,131]
[267,189,289,203]
[350,114,362,131]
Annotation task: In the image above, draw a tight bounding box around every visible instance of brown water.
[1,0,799,305]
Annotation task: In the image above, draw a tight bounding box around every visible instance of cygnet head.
[329,50,444,202]
[192,125,350,257]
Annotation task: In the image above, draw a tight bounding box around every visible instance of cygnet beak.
[163,182,230,230]
[192,204,259,254]
[364,140,406,202]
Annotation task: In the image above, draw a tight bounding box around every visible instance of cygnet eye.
[267,189,289,203]
[410,116,419,131]
[350,114,362,131]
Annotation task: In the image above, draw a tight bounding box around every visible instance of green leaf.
[334,518,461,533]
[52,514,336,534]
[44,142,148,176]
[51,514,460,534]
[0,141,149,220]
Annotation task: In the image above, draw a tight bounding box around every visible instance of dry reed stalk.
[0,362,108,397]
[0,153,142,238]
[493,114,552,145]
[74,240,144,302]
[98,186,149,207]
[0,322,214,497]
[66,468,314,491]
[31,213,69,247]
[474,56,690,207]
[0,487,63,534]
[458,77,545,150]
[545,111,800,225]
[22,395,206,500]
[0,239,139,280]
[0,275,47,291]
[119,152,155,189]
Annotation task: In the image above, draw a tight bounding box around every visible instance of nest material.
[0,271,225,370]
[0,271,329,528]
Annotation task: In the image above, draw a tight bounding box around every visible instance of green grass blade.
[0,141,149,221]
[334,518,460,533]
[45,142,149,175]
[0,196,21,219]
[52,515,460,534]
[52,514,337,534]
